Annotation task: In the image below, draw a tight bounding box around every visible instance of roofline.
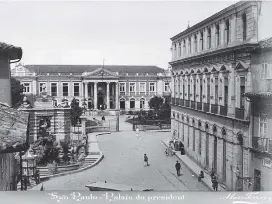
[170,0,259,41]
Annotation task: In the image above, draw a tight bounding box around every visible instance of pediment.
[235,61,248,70]
[11,64,33,75]
[83,68,118,78]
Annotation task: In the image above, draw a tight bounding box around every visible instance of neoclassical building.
[170,1,272,191]
[12,64,171,114]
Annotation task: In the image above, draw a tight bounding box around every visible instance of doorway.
[253,169,261,191]
[213,136,218,173]
[206,133,209,169]
[120,99,125,109]
[98,93,104,110]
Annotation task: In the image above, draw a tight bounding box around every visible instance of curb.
[161,140,213,191]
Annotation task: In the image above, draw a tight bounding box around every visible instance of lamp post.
[21,149,37,190]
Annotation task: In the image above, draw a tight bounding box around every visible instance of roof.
[244,92,272,98]
[170,1,252,41]
[0,103,29,153]
[24,65,165,74]
[0,42,22,61]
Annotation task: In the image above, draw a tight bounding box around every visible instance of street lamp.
[21,149,37,190]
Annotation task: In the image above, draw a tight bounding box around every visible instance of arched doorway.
[140,98,145,109]
[222,128,227,182]
[205,123,209,169]
[120,98,125,110]
[130,98,135,109]
[212,125,218,173]
[236,132,244,191]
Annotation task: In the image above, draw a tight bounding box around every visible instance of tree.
[11,77,24,108]
[70,98,83,127]
[148,96,164,113]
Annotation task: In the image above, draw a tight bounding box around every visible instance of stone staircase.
[81,155,100,168]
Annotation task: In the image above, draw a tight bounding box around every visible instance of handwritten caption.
[49,192,185,202]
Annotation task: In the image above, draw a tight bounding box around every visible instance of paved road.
[31,131,209,191]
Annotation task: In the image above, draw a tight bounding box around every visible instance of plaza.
[30,116,209,191]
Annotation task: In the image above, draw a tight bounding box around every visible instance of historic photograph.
[0,0,272,192]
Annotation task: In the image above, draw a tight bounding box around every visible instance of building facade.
[169,1,272,191]
[11,65,171,113]
[245,38,272,191]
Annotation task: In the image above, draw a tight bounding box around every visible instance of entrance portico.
[83,80,119,110]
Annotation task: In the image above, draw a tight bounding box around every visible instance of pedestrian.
[35,169,40,184]
[136,127,139,138]
[212,176,218,191]
[198,170,204,182]
[144,154,149,167]
[175,160,181,176]
[102,115,105,122]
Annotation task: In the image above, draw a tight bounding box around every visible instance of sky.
[0,1,238,69]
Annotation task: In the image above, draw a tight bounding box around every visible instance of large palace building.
[11,64,171,114]
[170,1,272,191]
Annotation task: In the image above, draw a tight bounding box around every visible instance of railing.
[235,107,245,120]
[197,102,202,111]
[252,137,269,152]
[185,100,189,107]
[220,105,228,116]
[203,103,210,112]
[190,101,196,109]
[211,104,218,114]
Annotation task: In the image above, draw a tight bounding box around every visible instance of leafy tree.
[11,77,24,108]
[70,98,83,127]
[148,96,164,113]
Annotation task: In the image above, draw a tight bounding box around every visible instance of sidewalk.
[161,138,225,192]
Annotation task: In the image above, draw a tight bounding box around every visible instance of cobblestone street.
[31,117,209,191]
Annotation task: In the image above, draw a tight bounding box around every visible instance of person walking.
[144,154,149,167]
[212,175,218,191]
[175,160,181,176]
[102,115,105,122]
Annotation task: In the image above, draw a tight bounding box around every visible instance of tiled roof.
[0,42,22,60]
[244,92,272,98]
[24,65,165,74]
[0,103,29,153]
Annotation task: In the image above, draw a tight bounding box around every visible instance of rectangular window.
[62,83,69,96]
[120,83,125,92]
[164,82,170,92]
[139,82,145,93]
[149,82,155,92]
[51,83,57,97]
[74,83,80,96]
[140,100,145,109]
[39,83,46,93]
[262,64,268,79]
[23,83,30,93]
[129,83,135,92]
[240,85,245,108]
[260,114,268,138]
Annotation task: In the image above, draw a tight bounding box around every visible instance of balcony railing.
[185,100,189,107]
[252,137,272,153]
[191,101,196,109]
[220,105,228,116]
[203,103,210,112]
[197,102,202,110]
[211,104,218,114]
[235,107,245,120]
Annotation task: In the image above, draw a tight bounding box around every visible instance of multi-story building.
[245,37,272,191]
[169,0,272,191]
[11,64,171,114]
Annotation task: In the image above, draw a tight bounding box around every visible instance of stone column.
[81,82,84,97]
[84,82,88,99]
[94,82,97,109]
[107,82,110,109]
[116,82,119,109]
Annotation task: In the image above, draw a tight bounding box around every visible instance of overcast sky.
[0,1,238,69]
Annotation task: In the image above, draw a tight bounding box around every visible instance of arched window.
[194,34,197,52]
[207,27,211,49]
[183,40,186,56]
[216,24,220,46]
[130,98,135,109]
[200,31,204,50]
[178,42,181,57]
[188,37,191,53]
[174,43,177,59]
[242,13,247,41]
[213,125,217,133]
[225,19,230,44]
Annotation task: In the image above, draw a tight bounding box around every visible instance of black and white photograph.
[0,0,272,195]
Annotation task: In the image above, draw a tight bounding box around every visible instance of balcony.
[190,101,196,109]
[185,100,189,107]
[252,137,272,153]
[220,105,228,116]
[211,104,218,114]
[120,92,126,96]
[203,103,210,112]
[235,107,245,120]
[197,102,202,110]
